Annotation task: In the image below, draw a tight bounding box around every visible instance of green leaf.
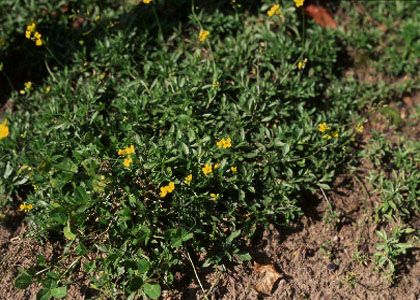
[227,229,241,243]
[38,288,52,300]
[4,161,13,179]
[237,252,252,261]
[56,158,78,173]
[138,259,151,274]
[74,186,90,203]
[143,283,161,299]
[50,286,67,299]
[64,220,76,241]
[180,142,190,156]
[165,228,193,248]
[14,271,32,289]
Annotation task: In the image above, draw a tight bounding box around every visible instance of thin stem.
[151,6,166,49]
[45,45,65,68]
[320,187,332,206]
[191,0,218,80]
[186,250,208,300]
[0,70,14,91]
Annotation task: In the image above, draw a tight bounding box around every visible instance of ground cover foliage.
[0,0,418,298]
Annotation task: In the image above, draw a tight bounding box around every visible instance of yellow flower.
[35,37,43,46]
[355,123,364,134]
[216,139,224,148]
[19,203,33,212]
[160,186,168,198]
[210,193,219,201]
[160,181,175,197]
[20,81,32,95]
[318,122,330,133]
[123,157,133,168]
[331,131,339,138]
[27,22,36,32]
[202,163,213,175]
[223,137,232,148]
[231,166,237,174]
[118,145,135,156]
[213,163,220,170]
[216,137,232,149]
[199,30,209,43]
[45,86,51,93]
[294,0,305,8]
[126,145,135,155]
[184,174,193,185]
[0,119,9,140]
[297,58,307,70]
[25,22,36,39]
[143,0,152,3]
[34,32,41,40]
[267,4,281,17]
[322,134,332,140]
[166,181,175,193]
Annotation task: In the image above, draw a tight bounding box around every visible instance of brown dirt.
[0,208,87,300]
[0,209,41,299]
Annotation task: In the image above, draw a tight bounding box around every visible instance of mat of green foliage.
[0,1,418,298]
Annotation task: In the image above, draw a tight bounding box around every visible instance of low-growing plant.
[0,0,418,298]
[374,226,416,283]
[365,133,419,221]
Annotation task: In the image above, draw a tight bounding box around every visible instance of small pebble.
[327,263,338,271]
[304,248,315,258]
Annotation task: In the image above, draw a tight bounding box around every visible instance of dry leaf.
[305,4,337,29]
[254,263,282,295]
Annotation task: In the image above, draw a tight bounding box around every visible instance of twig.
[204,268,222,299]
[44,60,58,83]
[320,187,332,206]
[186,250,208,300]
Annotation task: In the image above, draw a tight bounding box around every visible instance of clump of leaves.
[0,0,417,298]
[374,226,416,283]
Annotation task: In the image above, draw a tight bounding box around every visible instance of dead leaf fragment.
[305,4,337,29]
[254,263,282,295]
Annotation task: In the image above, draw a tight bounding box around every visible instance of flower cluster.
[117,145,135,167]
[19,203,33,212]
[318,122,339,139]
[267,4,281,17]
[160,181,175,198]
[216,137,232,149]
[19,81,32,95]
[199,30,209,43]
[25,22,43,46]
[0,119,9,140]
[143,0,152,3]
